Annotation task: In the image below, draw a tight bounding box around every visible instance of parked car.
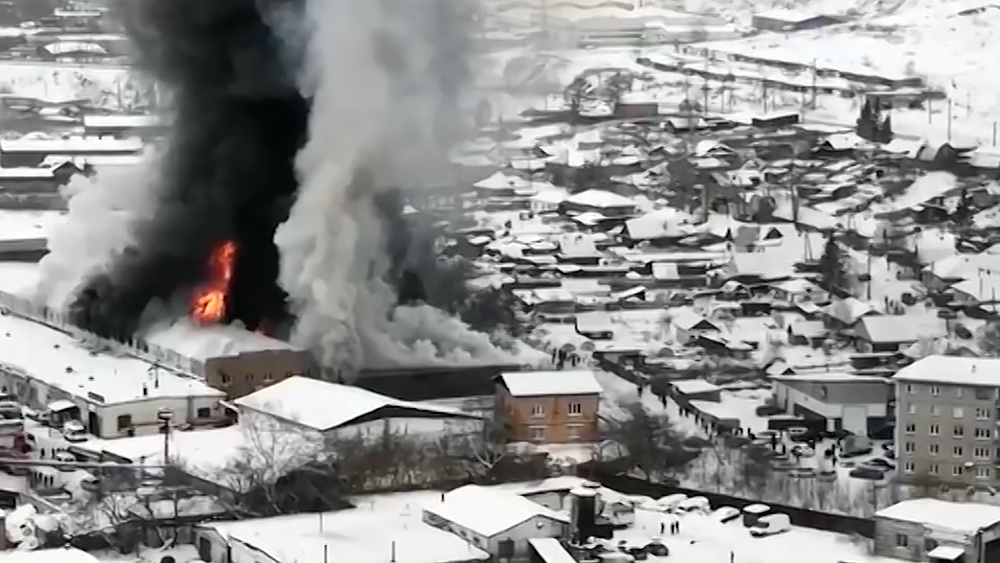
[840,436,873,458]
[62,421,88,443]
[866,458,896,471]
[787,426,814,443]
[711,506,740,523]
[750,514,791,537]
[678,496,710,513]
[53,451,76,472]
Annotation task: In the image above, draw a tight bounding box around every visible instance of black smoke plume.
[68,0,309,340]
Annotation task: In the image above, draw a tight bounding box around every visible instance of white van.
[678,496,710,513]
[750,513,791,537]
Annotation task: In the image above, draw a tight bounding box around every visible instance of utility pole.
[158,407,173,463]
[810,58,818,110]
[947,99,953,141]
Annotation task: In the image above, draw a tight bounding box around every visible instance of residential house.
[563,189,636,217]
[671,379,721,402]
[893,356,1000,485]
[787,319,826,346]
[772,372,891,435]
[669,308,721,345]
[874,499,1000,563]
[495,370,602,444]
[751,10,843,31]
[854,315,948,353]
[423,485,570,559]
[823,297,879,328]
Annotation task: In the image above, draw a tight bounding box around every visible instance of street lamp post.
[157,408,173,463]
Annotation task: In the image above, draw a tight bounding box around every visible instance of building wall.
[774,380,887,423]
[496,385,599,443]
[204,349,317,400]
[782,379,890,405]
[895,381,1000,485]
[0,367,222,439]
[422,510,567,559]
[874,517,980,563]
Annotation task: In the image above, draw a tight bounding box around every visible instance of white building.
[771,372,890,435]
[0,309,223,439]
[233,376,483,441]
[423,484,570,558]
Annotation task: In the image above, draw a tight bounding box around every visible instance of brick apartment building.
[894,356,1000,486]
[494,370,602,444]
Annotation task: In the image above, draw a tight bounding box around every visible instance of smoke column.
[273,0,525,373]
[55,0,309,340]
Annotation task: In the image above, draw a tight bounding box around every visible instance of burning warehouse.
[36,0,528,381]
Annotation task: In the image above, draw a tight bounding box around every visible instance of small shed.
[671,379,721,402]
[874,499,1000,563]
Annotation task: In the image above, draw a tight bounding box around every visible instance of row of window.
[902,461,991,479]
[902,442,998,459]
[895,535,941,550]
[905,404,994,419]
[530,402,584,417]
[902,422,995,439]
[904,383,996,400]
[529,424,585,441]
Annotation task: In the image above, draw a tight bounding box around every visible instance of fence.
[0,288,206,378]
[582,464,877,538]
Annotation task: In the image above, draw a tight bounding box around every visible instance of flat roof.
[82,114,161,129]
[0,137,143,154]
[892,355,1000,386]
[0,311,222,406]
[875,499,1000,533]
[497,370,603,397]
[0,210,65,242]
[672,379,721,394]
[144,318,299,361]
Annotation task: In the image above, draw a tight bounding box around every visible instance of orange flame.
[191,240,237,324]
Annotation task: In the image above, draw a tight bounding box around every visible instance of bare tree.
[601,402,695,482]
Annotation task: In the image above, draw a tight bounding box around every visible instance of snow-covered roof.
[145,318,299,361]
[474,170,531,191]
[208,491,490,563]
[529,538,577,563]
[424,484,569,537]
[771,372,886,384]
[496,370,603,397]
[855,315,947,344]
[0,312,222,406]
[893,356,1000,387]
[566,189,636,210]
[875,499,1000,533]
[3,548,101,563]
[625,208,693,240]
[0,167,57,179]
[82,114,161,129]
[234,376,476,431]
[0,210,65,241]
[0,136,143,154]
[672,379,720,395]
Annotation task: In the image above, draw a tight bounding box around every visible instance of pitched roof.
[496,370,603,397]
[234,376,476,431]
[856,315,947,344]
[424,485,569,537]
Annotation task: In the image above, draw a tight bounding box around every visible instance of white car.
[711,506,740,523]
[62,421,88,443]
[750,514,791,537]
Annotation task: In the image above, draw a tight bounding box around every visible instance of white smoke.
[273,0,529,373]
[34,159,159,309]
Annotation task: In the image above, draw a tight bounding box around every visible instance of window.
[976,387,994,400]
[896,534,908,547]
[905,423,916,434]
[976,407,991,420]
[952,465,963,477]
[116,414,132,431]
[567,424,583,440]
[978,466,992,479]
[568,402,583,416]
[908,404,917,415]
[263,372,274,383]
[929,463,939,475]
[530,426,545,441]
[954,407,964,419]
[925,539,938,552]
[975,447,990,459]
[930,405,940,417]
[956,387,964,398]
[976,427,992,440]
[929,424,940,436]
[930,385,941,396]
[954,445,964,457]
[905,442,915,453]
[907,384,915,394]
[954,425,964,438]
[197,407,211,419]
[930,443,940,455]
[219,372,232,385]
[531,404,545,418]
[904,461,915,474]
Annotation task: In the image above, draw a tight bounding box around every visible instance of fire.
[190,240,237,324]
